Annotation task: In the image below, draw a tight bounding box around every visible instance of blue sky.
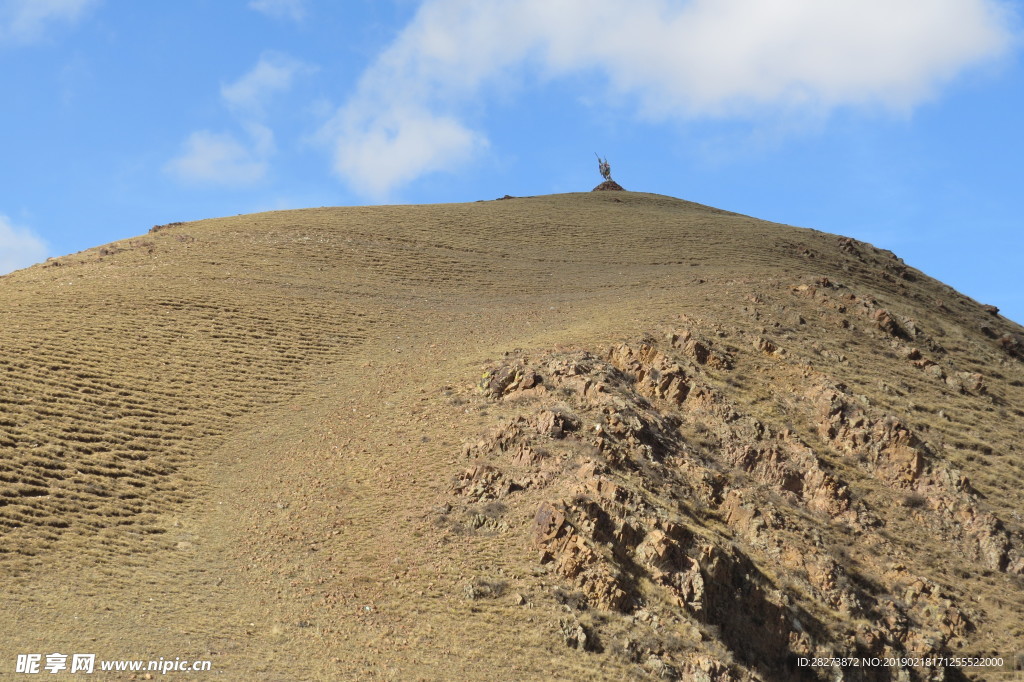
[2,0,1022,323]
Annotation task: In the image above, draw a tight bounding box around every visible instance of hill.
[1,191,1023,680]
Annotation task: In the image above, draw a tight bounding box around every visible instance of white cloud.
[165,124,274,186]
[168,52,310,187]
[221,52,310,115]
[248,0,305,22]
[327,106,486,198]
[321,0,1016,196]
[0,0,98,44]
[0,215,48,274]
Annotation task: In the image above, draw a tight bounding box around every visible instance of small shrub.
[901,493,927,509]
[464,579,507,600]
[553,587,589,611]
[479,500,506,518]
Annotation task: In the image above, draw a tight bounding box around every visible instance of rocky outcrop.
[441,324,1020,679]
[784,279,1019,398]
[606,338,852,520]
[805,380,1021,573]
[807,382,928,488]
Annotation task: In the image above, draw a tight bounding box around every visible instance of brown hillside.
[1,191,1023,680]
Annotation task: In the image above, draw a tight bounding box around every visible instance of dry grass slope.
[1,192,1022,680]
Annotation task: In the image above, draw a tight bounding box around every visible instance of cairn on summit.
[593,153,624,191]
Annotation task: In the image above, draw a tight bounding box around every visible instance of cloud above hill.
[321,0,1016,197]
[165,125,274,187]
[0,0,98,45]
[0,215,48,274]
[167,52,309,186]
[221,52,311,116]
[248,0,305,23]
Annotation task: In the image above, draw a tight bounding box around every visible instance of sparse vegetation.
[1,192,1022,679]
[902,493,927,508]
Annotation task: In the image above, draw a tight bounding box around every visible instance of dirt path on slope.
[190,301,678,680]
[1,291,679,680]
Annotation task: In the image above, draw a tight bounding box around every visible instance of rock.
[949,371,986,394]
[872,308,903,337]
[532,409,577,438]
[452,464,511,500]
[532,502,567,546]
[666,327,732,369]
[559,617,594,651]
[479,364,543,398]
[998,332,1024,360]
[838,237,862,257]
[592,180,625,191]
[642,654,679,679]
[480,365,519,397]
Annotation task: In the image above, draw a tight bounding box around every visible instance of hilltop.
[1,191,1023,680]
